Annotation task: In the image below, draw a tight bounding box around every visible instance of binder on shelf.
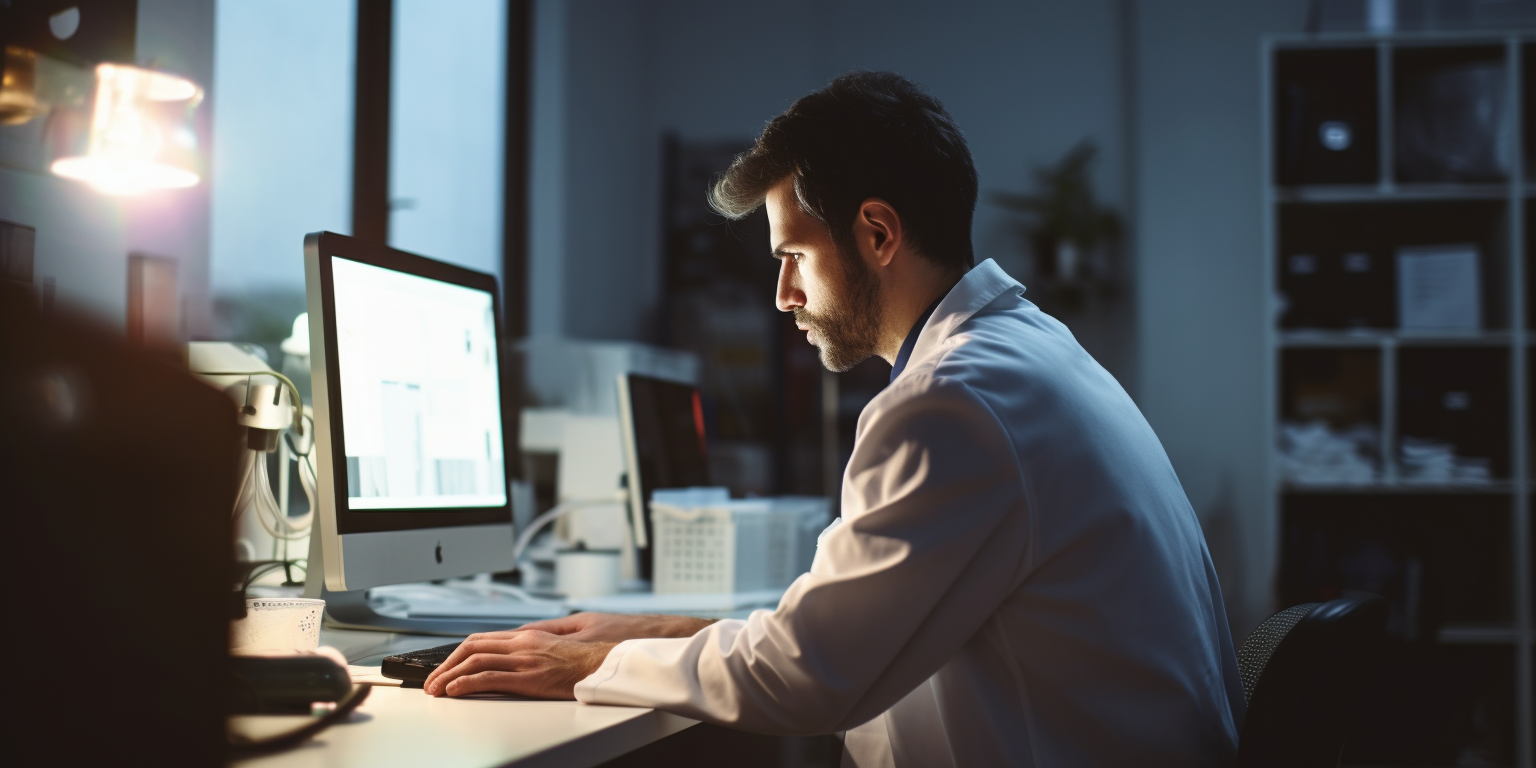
[1275,48,1379,186]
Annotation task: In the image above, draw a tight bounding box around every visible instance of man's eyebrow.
[772,245,797,258]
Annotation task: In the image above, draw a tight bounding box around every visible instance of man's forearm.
[649,615,717,638]
[666,617,718,635]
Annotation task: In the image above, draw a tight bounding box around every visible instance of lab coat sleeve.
[574,376,1031,735]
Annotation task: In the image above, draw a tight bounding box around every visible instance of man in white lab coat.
[425,71,1246,767]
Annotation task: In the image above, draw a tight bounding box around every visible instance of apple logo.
[435,541,443,564]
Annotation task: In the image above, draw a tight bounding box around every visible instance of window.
[210,0,355,300]
[388,0,506,278]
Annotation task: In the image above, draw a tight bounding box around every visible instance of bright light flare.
[50,63,204,196]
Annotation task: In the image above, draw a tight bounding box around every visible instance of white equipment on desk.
[516,339,701,583]
[189,342,311,564]
[650,489,828,595]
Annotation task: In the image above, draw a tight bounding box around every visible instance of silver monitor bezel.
[303,231,513,591]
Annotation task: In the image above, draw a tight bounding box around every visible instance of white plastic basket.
[651,496,829,595]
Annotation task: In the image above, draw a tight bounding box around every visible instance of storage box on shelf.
[1265,31,1532,767]
[650,493,828,596]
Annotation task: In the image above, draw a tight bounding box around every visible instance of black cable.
[227,683,373,756]
[238,559,305,596]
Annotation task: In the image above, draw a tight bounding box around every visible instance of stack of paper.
[1398,436,1492,484]
[1280,420,1380,485]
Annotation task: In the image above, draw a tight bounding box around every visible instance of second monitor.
[616,372,711,580]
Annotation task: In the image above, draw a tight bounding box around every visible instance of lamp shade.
[0,46,45,126]
[50,63,203,195]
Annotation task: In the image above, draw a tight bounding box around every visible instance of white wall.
[0,0,217,334]
[1131,0,1311,634]
[389,0,506,277]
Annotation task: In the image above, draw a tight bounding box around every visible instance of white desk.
[233,629,699,768]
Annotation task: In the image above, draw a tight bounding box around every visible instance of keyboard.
[381,642,461,687]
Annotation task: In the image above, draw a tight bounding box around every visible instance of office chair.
[1234,593,1388,768]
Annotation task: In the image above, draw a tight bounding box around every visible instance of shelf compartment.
[1279,348,1383,485]
[1345,643,1518,766]
[1396,346,1512,480]
[1278,200,1510,331]
[1393,44,1512,184]
[1280,495,1515,641]
[1275,46,1380,186]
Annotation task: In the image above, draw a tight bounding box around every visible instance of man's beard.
[794,245,883,373]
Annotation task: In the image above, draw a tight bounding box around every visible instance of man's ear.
[857,198,902,267]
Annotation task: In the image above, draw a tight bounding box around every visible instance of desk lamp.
[2,2,205,194]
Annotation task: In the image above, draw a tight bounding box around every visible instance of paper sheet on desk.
[369,583,567,620]
[566,589,784,615]
[349,665,403,686]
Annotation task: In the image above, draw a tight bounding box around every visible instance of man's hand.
[515,612,715,643]
[422,630,617,699]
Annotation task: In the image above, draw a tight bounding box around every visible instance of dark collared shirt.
[889,297,943,383]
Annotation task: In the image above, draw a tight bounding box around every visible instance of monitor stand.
[302,531,536,637]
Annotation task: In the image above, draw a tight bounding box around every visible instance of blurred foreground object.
[0,283,238,765]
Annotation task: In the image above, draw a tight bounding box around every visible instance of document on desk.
[370,583,568,620]
[348,665,403,686]
[404,601,567,620]
[566,589,785,617]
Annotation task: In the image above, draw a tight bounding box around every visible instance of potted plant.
[989,140,1122,310]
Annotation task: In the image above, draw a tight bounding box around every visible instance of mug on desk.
[556,548,621,600]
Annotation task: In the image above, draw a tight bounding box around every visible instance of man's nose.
[775,259,804,313]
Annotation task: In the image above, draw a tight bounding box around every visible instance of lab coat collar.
[902,259,1022,379]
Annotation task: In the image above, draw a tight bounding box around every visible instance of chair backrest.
[1234,594,1388,768]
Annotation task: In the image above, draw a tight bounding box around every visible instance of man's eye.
[792,253,802,262]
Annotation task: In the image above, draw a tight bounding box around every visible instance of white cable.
[231,449,258,519]
[283,410,318,536]
[509,492,629,571]
[250,455,308,541]
[296,452,317,519]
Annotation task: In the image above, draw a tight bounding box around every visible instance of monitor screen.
[304,231,516,600]
[330,256,506,511]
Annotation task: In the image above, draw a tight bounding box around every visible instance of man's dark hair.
[709,71,978,272]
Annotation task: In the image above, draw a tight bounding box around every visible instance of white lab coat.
[575,259,1246,767]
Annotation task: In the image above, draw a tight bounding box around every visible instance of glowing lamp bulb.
[50,63,204,196]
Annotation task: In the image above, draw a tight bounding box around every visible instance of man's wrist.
[666,616,716,638]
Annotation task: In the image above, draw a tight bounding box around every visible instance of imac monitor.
[616,372,710,579]
[303,232,513,593]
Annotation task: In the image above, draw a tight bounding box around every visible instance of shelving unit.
[1264,32,1532,767]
